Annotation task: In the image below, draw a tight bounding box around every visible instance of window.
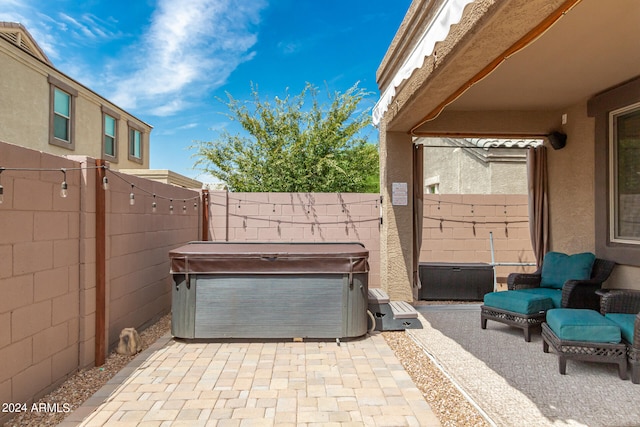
[104,116,116,156]
[53,89,71,141]
[610,102,640,243]
[102,106,120,161]
[128,121,144,163]
[48,75,78,150]
[426,183,440,194]
[589,76,640,266]
[424,175,440,194]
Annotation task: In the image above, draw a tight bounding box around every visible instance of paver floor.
[61,333,440,427]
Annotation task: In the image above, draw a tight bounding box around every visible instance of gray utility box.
[419,262,494,301]
[170,242,369,340]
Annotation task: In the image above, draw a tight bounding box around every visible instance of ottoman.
[481,290,555,341]
[542,308,627,379]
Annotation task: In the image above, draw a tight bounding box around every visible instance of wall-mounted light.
[102,176,109,191]
[548,131,567,150]
[169,199,174,215]
[152,194,157,213]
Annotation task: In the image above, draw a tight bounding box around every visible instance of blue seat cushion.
[516,287,563,308]
[484,290,554,315]
[605,313,636,344]
[546,308,621,343]
[540,252,595,289]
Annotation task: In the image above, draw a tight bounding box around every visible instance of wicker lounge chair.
[599,289,640,384]
[481,256,615,341]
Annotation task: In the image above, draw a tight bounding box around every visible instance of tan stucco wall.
[545,100,640,290]
[0,40,150,169]
[0,45,49,152]
[379,129,414,302]
[422,139,528,195]
[546,101,595,253]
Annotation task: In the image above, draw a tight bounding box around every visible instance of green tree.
[193,82,379,193]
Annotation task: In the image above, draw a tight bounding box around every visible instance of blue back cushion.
[540,252,595,289]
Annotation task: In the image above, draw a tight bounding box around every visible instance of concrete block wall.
[0,142,199,424]
[105,172,198,347]
[421,194,536,286]
[0,142,83,419]
[207,191,382,287]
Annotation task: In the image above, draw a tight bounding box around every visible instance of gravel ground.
[3,314,171,427]
[383,331,489,427]
[4,314,488,427]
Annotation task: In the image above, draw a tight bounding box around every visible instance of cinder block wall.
[421,194,536,285]
[0,142,83,418]
[104,172,199,349]
[0,142,199,424]
[207,191,382,287]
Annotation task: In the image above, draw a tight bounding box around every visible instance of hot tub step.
[389,301,418,319]
[368,289,422,331]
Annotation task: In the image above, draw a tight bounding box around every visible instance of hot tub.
[169,242,369,339]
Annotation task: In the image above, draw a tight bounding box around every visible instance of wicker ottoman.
[481,290,554,342]
[542,309,627,379]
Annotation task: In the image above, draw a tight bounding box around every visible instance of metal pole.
[489,231,497,292]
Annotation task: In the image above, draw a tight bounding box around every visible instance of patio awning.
[372,0,476,126]
[375,0,640,136]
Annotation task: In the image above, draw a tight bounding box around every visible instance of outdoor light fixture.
[152,194,157,213]
[169,199,174,214]
[60,169,68,198]
[129,184,135,206]
[182,201,187,213]
[102,176,109,191]
[548,131,567,150]
[194,201,198,211]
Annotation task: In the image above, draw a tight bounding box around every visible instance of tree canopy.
[193,82,379,193]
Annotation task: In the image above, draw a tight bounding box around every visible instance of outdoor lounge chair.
[599,289,640,384]
[481,252,615,341]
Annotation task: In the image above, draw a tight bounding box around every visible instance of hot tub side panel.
[172,274,195,338]
[193,274,344,339]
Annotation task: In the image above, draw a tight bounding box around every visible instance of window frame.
[127,120,144,164]
[102,106,120,162]
[608,101,640,245]
[48,75,78,150]
[589,76,640,266]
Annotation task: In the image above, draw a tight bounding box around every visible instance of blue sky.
[0,0,411,182]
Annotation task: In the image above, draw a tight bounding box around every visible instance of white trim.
[372,0,476,126]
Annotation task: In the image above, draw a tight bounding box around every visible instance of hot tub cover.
[169,242,369,275]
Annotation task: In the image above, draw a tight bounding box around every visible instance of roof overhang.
[375,0,640,137]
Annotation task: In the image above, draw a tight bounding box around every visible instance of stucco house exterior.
[375,0,640,301]
[421,137,532,194]
[0,22,152,169]
[0,22,201,188]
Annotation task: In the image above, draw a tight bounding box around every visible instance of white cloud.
[0,0,266,118]
[108,0,267,116]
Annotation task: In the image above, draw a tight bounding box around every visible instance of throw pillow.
[540,251,595,289]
